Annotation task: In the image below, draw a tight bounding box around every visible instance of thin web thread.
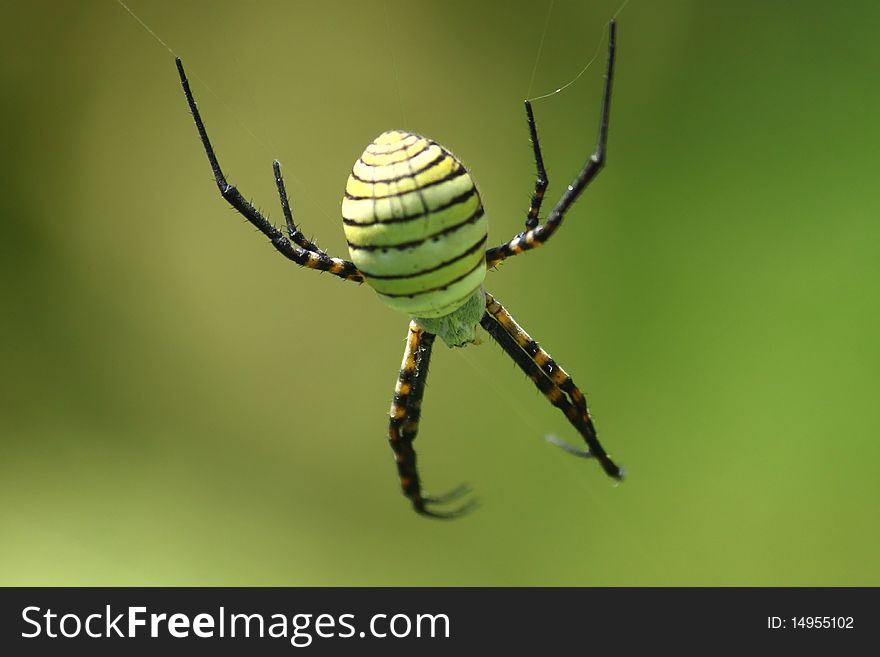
[116,0,176,56]
[117,0,271,156]
[527,0,631,103]
[455,343,549,443]
[525,0,555,101]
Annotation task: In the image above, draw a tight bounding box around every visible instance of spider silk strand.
[115,0,337,226]
[527,0,631,103]
[525,0,555,101]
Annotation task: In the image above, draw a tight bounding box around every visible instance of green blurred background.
[2,0,878,585]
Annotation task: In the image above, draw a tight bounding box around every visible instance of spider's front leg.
[480,292,623,480]
[175,58,363,283]
[388,321,475,519]
[485,19,616,269]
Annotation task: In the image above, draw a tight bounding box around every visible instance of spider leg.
[272,160,326,255]
[485,19,616,269]
[480,292,623,480]
[389,321,477,519]
[175,58,363,283]
[523,100,548,231]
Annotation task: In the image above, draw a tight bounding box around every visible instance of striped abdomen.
[342,130,487,319]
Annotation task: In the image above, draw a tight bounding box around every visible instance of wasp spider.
[176,20,622,518]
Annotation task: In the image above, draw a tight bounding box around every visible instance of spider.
[175,19,623,518]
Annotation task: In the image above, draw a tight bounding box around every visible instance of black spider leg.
[486,18,616,269]
[389,321,476,518]
[175,58,363,283]
[272,160,325,254]
[524,99,548,230]
[480,292,623,481]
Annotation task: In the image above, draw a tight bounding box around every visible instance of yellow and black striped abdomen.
[342,130,487,319]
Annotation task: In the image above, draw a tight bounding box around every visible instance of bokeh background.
[2,0,878,586]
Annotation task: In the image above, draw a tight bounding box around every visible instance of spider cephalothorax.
[176,19,623,518]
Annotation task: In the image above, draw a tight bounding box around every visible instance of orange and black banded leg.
[176,58,363,283]
[485,19,616,269]
[480,292,623,480]
[389,321,475,518]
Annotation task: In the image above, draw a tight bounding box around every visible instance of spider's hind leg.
[388,321,477,519]
[480,292,623,480]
